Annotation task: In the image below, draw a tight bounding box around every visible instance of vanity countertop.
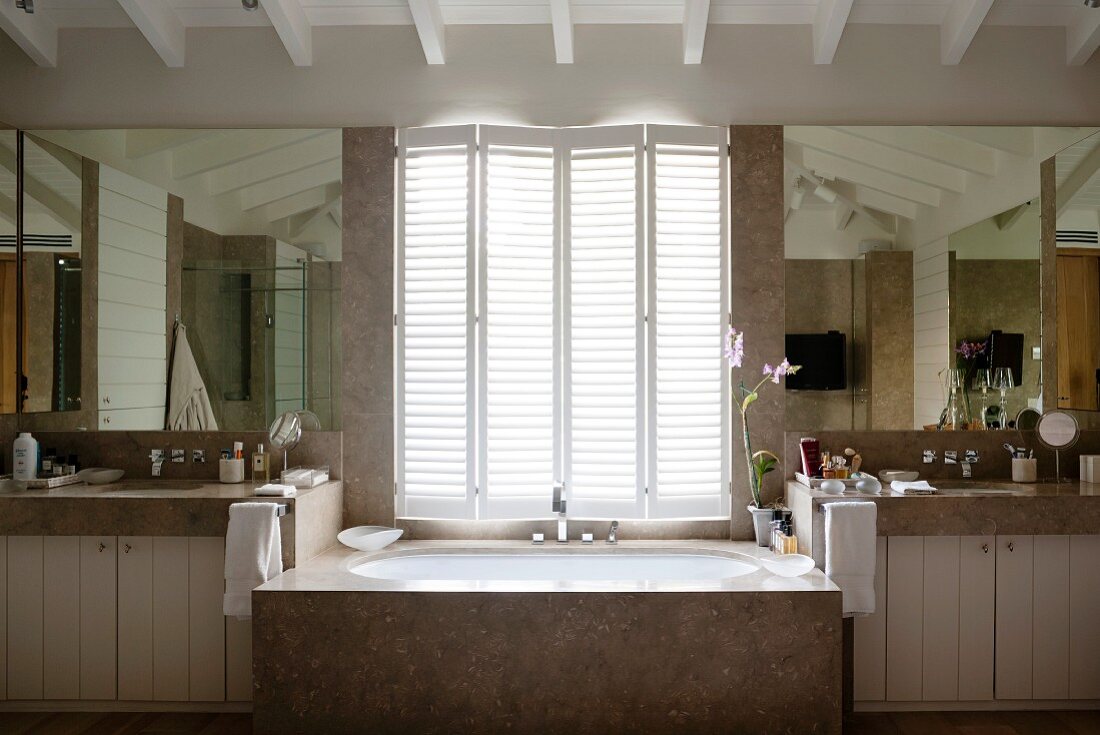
[0,480,344,566]
[786,479,1100,561]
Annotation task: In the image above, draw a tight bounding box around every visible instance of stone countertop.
[786,479,1100,564]
[0,478,331,500]
[255,539,840,595]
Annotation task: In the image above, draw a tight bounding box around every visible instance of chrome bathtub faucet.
[552,482,567,543]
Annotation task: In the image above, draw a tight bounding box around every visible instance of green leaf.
[741,392,759,412]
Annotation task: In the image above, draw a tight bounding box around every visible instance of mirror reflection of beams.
[783,125,1100,433]
[2,129,343,433]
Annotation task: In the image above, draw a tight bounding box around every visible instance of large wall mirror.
[8,129,342,432]
[784,126,1095,431]
[1055,130,1100,426]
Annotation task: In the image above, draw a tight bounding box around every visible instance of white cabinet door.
[996,535,1034,700]
[188,538,226,702]
[958,535,995,702]
[1070,535,1100,699]
[853,536,887,702]
[1033,535,1070,700]
[922,536,960,702]
[43,537,80,700]
[152,537,189,701]
[7,536,43,700]
[80,537,118,700]
[0,537,6,701]
[118,536,154,701]
[886,536,924,702]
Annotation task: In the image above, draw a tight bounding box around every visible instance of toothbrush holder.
[1011,458,1037,483]
[219,458,245,484]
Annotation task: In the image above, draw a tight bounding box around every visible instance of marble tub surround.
[253,541,841,735]
[0,479,343,568]
[398,517,731,541]
[787,479,1100,565]
[0,429,342,482]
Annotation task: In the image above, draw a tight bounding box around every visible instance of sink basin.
[103,482,206,493]
[942,488,1020,496]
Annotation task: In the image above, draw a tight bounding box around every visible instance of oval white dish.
[338,525,404,552]
[78,468,125,485]
[879,469,919,483]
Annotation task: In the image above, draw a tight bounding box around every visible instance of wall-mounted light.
[15,0,33,14]
[1087,0,1100,8]
[242,0,259,9]
[812,183,838,204]
[790,177,805,210]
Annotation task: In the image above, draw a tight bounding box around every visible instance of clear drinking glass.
[973,368,992,429]
[945,368,966,430]
[992,367,1015,429]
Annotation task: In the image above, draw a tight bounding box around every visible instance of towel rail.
[275,503,291,517]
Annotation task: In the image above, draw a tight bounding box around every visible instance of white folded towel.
[255,483,297,497]
[890,480,937,495]
[223,502,283,619]
[824,501,878,617]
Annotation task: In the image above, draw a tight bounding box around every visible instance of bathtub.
[349,549,758,583]
[254,541,843,735]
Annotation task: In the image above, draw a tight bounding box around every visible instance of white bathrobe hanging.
[166,323,219,431]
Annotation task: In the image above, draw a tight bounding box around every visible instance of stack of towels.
[890,480,937,495]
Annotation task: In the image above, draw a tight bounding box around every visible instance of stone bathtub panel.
[253,589,842,735]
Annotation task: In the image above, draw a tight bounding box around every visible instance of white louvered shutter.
[562,126,646,519]
[646,125,730,519]
[396,126,477,519]
[478,127,561,519]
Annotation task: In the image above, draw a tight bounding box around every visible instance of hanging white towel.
[166,323,219,431]
[224,502,283,619]
[824,501,878,617]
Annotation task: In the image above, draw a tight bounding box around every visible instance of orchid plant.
[725,327,801,509]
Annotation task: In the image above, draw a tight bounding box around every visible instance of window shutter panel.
[396,126,477,519]
[562,126,646,519]
[646,125,730,519]
[478,126,561,519]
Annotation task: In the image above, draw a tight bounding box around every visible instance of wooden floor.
[0,712,251,734]
[848,711,1100,735]
[1,711,1098,734]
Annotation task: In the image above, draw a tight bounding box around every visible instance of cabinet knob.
[97,542,106,553]
[1007,542,1015,552]
[123,543,132,554]
[982,543,989,554]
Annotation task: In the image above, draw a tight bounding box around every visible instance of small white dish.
[879,469,919,484]
[759,554,815,578]
[78,468,125,485]
[338,525,404,552]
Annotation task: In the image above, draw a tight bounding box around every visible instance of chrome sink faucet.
[552,482,567,543]
[608,520,618,545]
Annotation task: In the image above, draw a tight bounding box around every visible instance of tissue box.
[280,466,330,489]
[1081,455,1100,483]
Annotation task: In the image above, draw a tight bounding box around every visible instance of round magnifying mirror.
[1015,407,1041,431]
[269,411,303,472]
[296,410,322,432]
[1035,410,1080,483]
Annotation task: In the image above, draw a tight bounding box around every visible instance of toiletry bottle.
[252,444,270,483]
[67,454,79,475]
[769,509,784,552]
[41,448,55,476]
[779,522,798,555]
[13,432,38,481]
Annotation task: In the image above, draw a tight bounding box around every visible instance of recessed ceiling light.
[242,0,259,9]
[1087,0,1100,8]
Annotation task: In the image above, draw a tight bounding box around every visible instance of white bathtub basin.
[349,551,758,583]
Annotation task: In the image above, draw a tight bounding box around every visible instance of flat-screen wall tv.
[784,332,847,391]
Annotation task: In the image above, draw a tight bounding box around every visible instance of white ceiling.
[1056,131,1100,221]
[1,0,1097,67]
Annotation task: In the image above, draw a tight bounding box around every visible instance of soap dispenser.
[252,443,270,483]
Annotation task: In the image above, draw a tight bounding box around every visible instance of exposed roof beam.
[0,3,57,66]
[259,0,312,66]
[786,126,968,193]
[408,0,446,64]
[0,191,15,226]
[26,134,81,179]
[801,147,942,207]
[0,146,79,232]
[812,0,854,64]
[550,0,573,64]
[834,126,998,177]
[205,131,341,196]
[116,0,186,67]
[1067,12,1100,66]
[940,0,994,65]
[125,130,212,159]
[931,126,1034,157]
[833,202,854,231]
[1057,140,1100,215]
[787,159,896,236]
[263,186,329,222]
[995,202,1030,231]
[172,129,328,179]
[854,185,918,220]
[240,158,342,210]
[682,0,710,64]
[289,191,342,238]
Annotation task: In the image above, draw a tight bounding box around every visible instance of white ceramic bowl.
[879,469,919,484]
[759,554,815,578]
[78,468,125,485]
[338,525,404,552]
